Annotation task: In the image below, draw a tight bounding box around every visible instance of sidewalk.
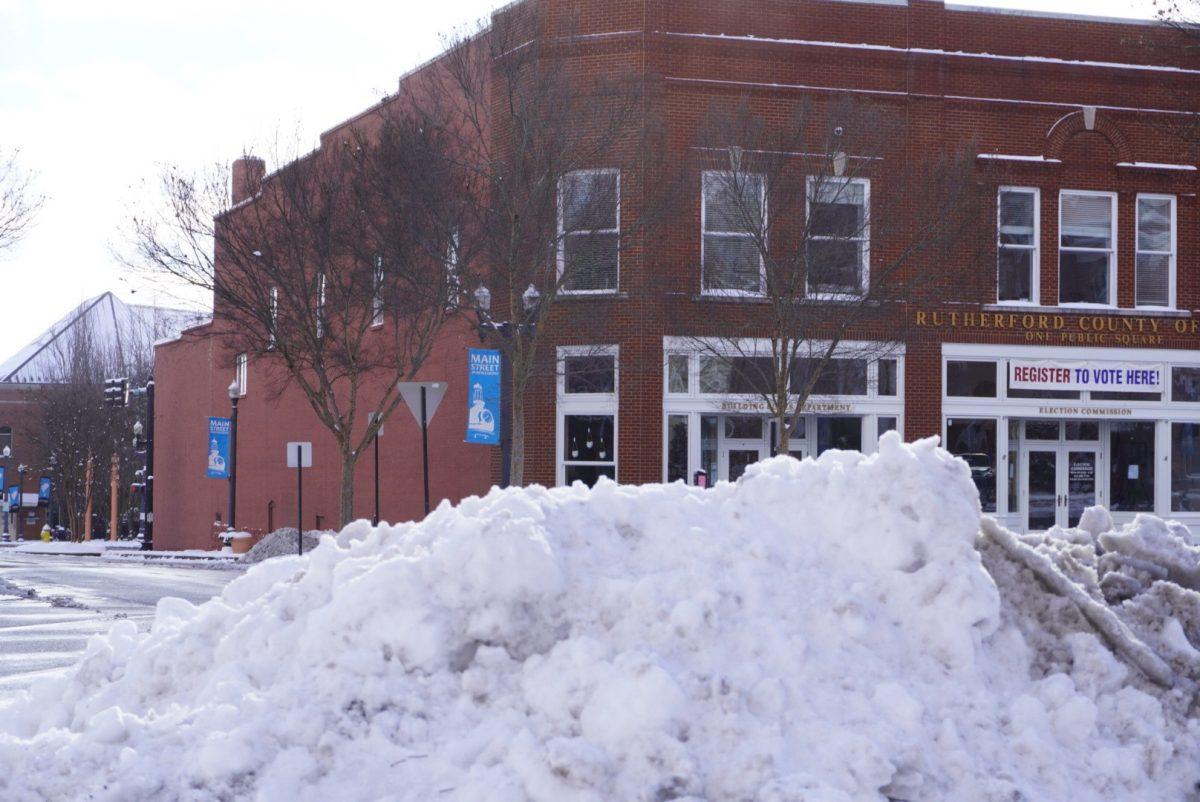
[5,540,240,566]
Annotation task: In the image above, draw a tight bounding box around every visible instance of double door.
[1025,446,1101,531]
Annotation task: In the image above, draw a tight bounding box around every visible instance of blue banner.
[7,485,18,510]
[207,417,232,479]
[466,349,501,445]
[38,476,50,503]
[0,469,7,500]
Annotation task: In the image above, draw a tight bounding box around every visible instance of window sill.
[983,304,1191,318]
[559,291,627,300]
[694,293,768,303]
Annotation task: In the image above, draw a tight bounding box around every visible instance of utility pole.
[109,452,119,542]
[83,455,93,541]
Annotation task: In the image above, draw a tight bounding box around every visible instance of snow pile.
[1,434,1197,801]
[240,527,329,563]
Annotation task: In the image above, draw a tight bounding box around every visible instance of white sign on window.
[1009,361,1164,393]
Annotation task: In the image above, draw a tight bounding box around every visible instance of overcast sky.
[0,0,1163,353]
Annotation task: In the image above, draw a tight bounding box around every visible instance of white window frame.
[1058,189,1117,309]
[1135,193,1176,310]
[371,255,385,327]
[235,353,248,397]
[557,168,621,295]
[996,186,1040,306]
[806,176,870,300]
[701,170,767,297]
[557,345,619,486]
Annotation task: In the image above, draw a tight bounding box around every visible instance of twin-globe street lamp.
[471,283,540,489]
[227,380,240,531]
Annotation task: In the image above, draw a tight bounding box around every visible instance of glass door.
[726,447,765,481]
[1026,450,1058,531]
[1024,447,1101,530]
[1065,449,1100,528]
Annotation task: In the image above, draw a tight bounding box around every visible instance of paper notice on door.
[1128,465,1140,480]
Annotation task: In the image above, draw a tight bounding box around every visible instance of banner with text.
[466,349,501,445]
[206,417,232,479]
[1008,360,1165,394]
[38,476,51,503]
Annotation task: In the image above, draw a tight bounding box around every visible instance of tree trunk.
[338,448,357,528]
[776,411,791,454]
[509,387,526,487]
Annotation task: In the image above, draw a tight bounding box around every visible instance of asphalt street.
[0,551,238,698]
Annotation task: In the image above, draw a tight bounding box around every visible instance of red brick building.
[153,0,1200,549]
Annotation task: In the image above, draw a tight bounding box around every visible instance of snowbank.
[0,434,1196,801]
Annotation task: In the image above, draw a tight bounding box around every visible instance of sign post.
[368,413,384,526]
[398,382,448,516]
[286,442,313,555]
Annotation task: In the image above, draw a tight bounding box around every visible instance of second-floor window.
[1136,194,1176,309]
[807,178,869,298]
[997,188,1038,304]
[1059,191,1116,306]
[559,169,619,293]
[268,286,278,349]
[372,256,385,327]
[316,272,326,337]
[702,170,765,294]
[235,353,248,396]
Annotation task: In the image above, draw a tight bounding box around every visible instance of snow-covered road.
[0,550,238,698]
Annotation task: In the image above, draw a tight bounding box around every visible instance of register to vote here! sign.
[1009,361,1164,394]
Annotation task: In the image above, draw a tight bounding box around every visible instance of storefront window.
[1172,423,1200,512]
[1110,422,1155,512]
[725,416,763,440]
[946,418,997,512]
[1007,420,1020,514]
[792,358,868,396]
[878,417,898,439]
[1025,421,1060,441]
[817,417,862,455]
[667,355,690,394]
[1064,422,1099,441]
[667,415,688,483]
[1091,391,1161,402]
[878,360,897,397]
[563,415,615,486]
[700,356,775,394]
[1173,368,1200,403]
[701,415,719,481]
[946,361,997,398]
[564,355,616,394]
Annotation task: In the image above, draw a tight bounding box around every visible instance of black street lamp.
[16,463,26,538]
[227,380,240,530]
[471,283,541,488]
[0,445,10,540]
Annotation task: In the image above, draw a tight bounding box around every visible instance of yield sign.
[398,382,448,426]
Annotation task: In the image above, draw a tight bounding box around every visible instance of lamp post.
[471,283,540,488]
[16,463,26,539]
[1,445,10,540]
[227,380,240,530]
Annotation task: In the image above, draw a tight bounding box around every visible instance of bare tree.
[409,10,674,485]
[125,108,463,525]
[685,97,991,453]
[30,312,146,539]
[0,149,42,253]
[1143,3,1200,150]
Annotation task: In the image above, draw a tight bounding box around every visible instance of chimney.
[231,156,266,204]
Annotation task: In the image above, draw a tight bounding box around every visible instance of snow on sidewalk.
[0,434,1196,801]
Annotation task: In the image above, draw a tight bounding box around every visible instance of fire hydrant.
[40,524,51,542]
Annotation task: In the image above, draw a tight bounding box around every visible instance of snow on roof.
[658,31,1200,76]
[0,292,207,384]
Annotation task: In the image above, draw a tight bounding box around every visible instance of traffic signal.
[104,378,129,408]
